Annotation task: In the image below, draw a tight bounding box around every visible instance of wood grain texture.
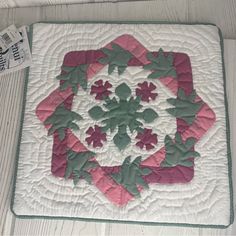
[0,0,236,38]
[0,71,25,236]
[0,0,152,8]
[0,0,189,31]
[189,0,236,39]
[13,220,105,236]
[0,1,235,235]
[224,40,236,236]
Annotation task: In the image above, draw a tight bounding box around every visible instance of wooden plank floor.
[0,1,235,235]
[0,0,236,38]
[0,0,152,8]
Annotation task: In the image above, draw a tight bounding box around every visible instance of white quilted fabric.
[13,23,231,226]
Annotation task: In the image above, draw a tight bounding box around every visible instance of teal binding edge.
[10,21,234,228]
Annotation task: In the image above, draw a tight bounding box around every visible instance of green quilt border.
[10,21,234,229]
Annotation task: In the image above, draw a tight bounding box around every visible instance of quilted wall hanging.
[12,22,233,228]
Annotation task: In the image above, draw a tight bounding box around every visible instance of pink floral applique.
[136,82,157,102]
[90,80,112,100]
[86,125,107,147]
[136,128,157,150]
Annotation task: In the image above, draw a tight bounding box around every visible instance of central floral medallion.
[88,82,158,150]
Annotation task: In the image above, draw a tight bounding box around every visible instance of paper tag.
[0,26,31,76]
[0,25,23,52]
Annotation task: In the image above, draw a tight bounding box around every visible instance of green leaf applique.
[113,125,131,150]
[143,48,177,79]
[56,64,88,94]
[65,149,97,185]
[142,108,159,123]
[98,43,133,75]
[166,88,203,125]
[110,156,152,197]
[44,104,83,140]
[88,83,159,150]
[161,132,200,168]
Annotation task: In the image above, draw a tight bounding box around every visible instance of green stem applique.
[44,104,83,140]
[161,132,200,167]
[143,48,177,79]
[166,88,203,125]
[65,150,97,185]
[88,83,158,150]
[110,156,152,197]
[98,43,132,75]
[57,65,88,94]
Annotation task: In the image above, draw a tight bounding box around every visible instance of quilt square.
[12,22,233,228]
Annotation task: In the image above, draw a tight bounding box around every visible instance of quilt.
[12,22,233,228]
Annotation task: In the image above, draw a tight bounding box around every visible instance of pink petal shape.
[136,88,142,96]
[90,80,112,100]
[145,143,154,150]
[86,125,107,148]
[93,140,103,148]
[150,93,158,100]
[95,93,103,100]
[142,94,150,102]
[95,79,103,86]
[94,125,100,131]
[85,136,93,145]
[136,141,144,149]
[136,82,158,102]
[136,132,143,139]
[86,127,94,135]
[136,129,157,150]
[149,82,156,90]
[142,81,148,88]
[100,133,107,141]
[104,81,112,88]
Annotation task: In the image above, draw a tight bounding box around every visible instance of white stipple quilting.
[13,23,231,226]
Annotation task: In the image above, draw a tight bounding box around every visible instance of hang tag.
[0,25,23,52]
[0,26,31,76]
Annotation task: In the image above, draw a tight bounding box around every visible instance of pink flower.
[136,82,157,102]
[90,80,112,100]
[86,125,107,148]
[136,128,157,150]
